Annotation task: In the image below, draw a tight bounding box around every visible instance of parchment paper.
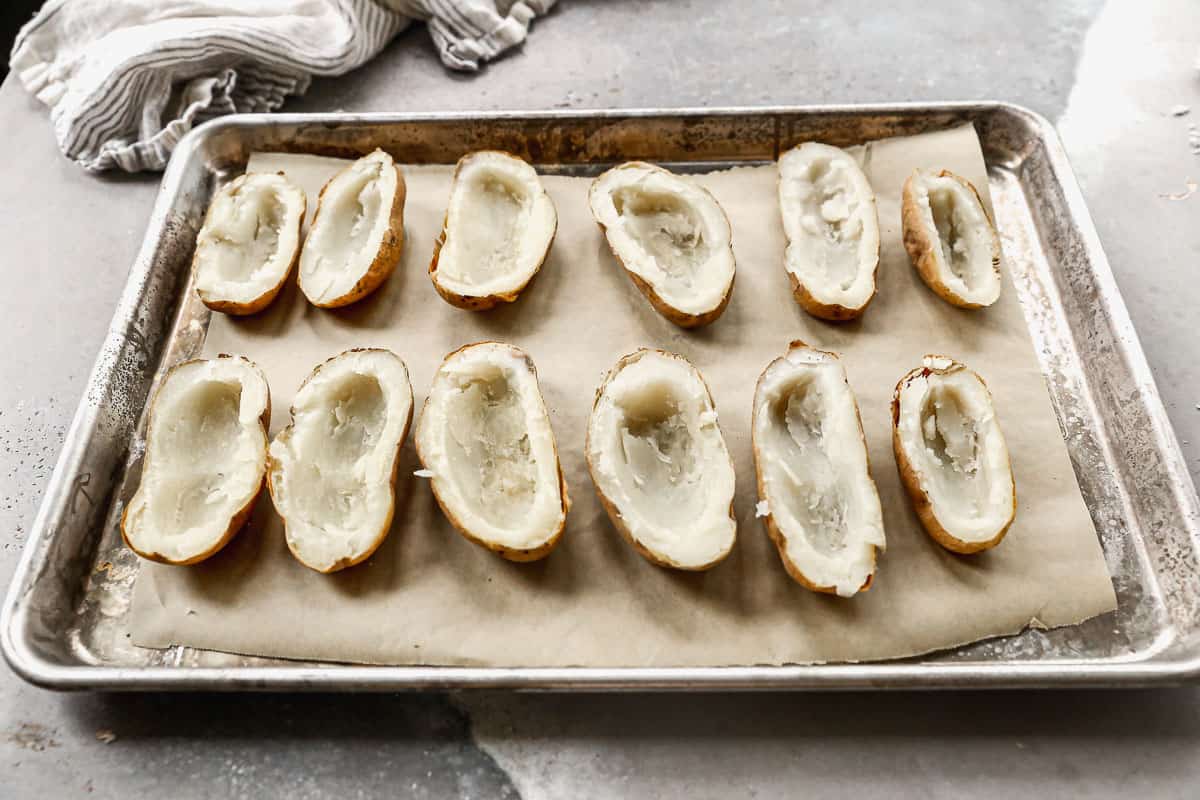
[129,123,1118,666]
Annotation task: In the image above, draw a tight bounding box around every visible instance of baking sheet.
[128,123,1117,667]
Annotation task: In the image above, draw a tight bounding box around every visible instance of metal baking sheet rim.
[4,102,1199,691]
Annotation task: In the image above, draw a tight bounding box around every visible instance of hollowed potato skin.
[266,347,413,574]
[776,153,880,323]
[890,357,1017,554]
[304,161,407,309]
[900,170,1001,310]
[194,176,307,317]
[427,151,559,312]
[590,163,735,329]
[584,348,737,571]
[120,354,271,566]
[414,342,570,562]
[751,341,879,594]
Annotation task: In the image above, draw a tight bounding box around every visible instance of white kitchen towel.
[10,0,555,172]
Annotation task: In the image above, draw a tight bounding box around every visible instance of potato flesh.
[313,165,381,273]
[444,372,539,529]
[205,188,285,283]
[919,383,990,519]
[755,352,884,595]
[774,380,849,553]
[287,373,387,529]
[442,176,527,285]
[912,172,999,304]
[147,381,249,534]
[589,352,736,568]
[788,158,866,291]
[899,366,1013,542]
[615,382,704,529]
[612,187,710,289]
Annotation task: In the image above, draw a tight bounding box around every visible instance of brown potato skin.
[626,268,734,329]
[302,157,406,309]
[788,269,876,322]
[585,348,736,571]
[428,151,558,311]
[195,177,307,316]
[121,354,270,565]
[751,340,878,594]
[267,348,413,573]
[890,356,1017,554]
[414,342,570,562]
[900,170,1001,310]
[590,163,735,328]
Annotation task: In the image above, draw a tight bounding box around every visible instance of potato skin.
[303,160,406,309]
[590,164,735,328]
[788,269,875,322]
[267,348,412,573]
[900,169,1001,310]
[121,354,271,565]
[890,357,1017,554]
[414,342,570,561]
[585,348,736,571]
[625,268,734,329]
[195,175,307,316]
[751,341,878,594]
[428,151,558,311]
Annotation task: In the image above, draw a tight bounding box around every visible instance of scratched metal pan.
[4,104,1199,691]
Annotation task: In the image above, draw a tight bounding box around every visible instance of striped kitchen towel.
[10,0,555,173]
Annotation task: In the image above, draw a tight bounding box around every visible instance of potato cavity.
[587,349,736,570]
[893,356,1015,553]
[901,169,1002,308]
[193,173,305,315]
[268,349,413,573]
[752,343,885,595]
[589,162,735,327]
[122,356,270,565]
[430,151,557,309]
[298,149,405,308]
[778,143,880,320]
[416,342,568,561]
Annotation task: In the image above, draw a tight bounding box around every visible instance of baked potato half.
[122,355,270,565]
[428,151,557,311]
[901,169,1002,309]
[194,172,306,315]
[267,348,414,573]
[298,149,406,308]
[892,355,1016,553]
[777,143,880,321]
[588,162,735,328]
[586,348,737,570]
[415,342,569,561]
[752,341,885,595]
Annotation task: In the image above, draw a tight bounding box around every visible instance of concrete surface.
[2,0,1199,797]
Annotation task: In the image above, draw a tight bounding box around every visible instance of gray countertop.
[3,0,1199,797]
